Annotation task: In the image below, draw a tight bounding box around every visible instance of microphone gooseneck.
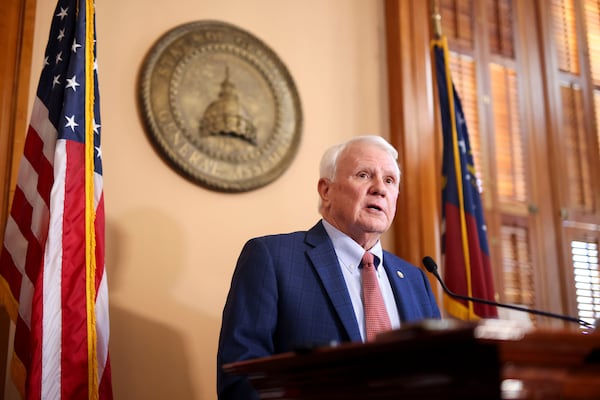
[422,256,595,330]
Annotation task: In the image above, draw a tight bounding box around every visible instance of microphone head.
[422,256,438,273]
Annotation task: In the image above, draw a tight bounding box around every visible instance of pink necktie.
[361,252,392,341]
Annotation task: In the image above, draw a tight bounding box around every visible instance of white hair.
[319,135,400,181]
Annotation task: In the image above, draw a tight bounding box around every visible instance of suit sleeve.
[217,238,277,400]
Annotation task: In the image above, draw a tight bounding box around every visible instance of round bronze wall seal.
[139,20,303,192]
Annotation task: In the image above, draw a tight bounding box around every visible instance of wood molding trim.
[384,0,441,272]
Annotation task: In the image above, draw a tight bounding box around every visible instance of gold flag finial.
[431,0,442,39]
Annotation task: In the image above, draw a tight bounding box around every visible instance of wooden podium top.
[223,319,600,400]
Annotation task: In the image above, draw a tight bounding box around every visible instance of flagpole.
[430,3,480,319]
[83,0,100,397]
[431,0,442,40]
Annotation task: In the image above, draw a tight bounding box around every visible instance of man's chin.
[360,221,390,235]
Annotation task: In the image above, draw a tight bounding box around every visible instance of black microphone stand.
[422,256,596,330]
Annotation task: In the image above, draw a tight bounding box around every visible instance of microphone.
[422,256,595,330]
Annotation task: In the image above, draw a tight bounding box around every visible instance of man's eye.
[385,177,395,184]
[357,172,369,179]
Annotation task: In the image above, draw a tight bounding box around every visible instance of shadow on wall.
[106,208,201,399]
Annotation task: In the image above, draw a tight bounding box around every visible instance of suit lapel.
[305,222,362,342]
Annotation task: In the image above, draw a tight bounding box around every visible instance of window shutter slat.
[490,64,526,203]
[561,85,593,211]
[552,0,580,74]
[487,0,515,57]
[571,238,600,327]
[501,223,535,310]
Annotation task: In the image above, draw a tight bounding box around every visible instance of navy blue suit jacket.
[217,221,440,399]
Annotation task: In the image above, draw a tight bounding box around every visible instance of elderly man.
[217,135,440,399]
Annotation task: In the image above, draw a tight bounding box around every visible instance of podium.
[223,320,600,399]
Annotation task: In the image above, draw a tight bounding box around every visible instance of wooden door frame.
[385,0,442,300]
[0,0,37,394]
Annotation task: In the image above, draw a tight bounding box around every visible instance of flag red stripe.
[22,126,54,207]
[444,203,496,317]
[28,250,44,400]
[98,357,112,398]
[61,140,90,398]
[0,248,21,309]
[14,317,32,380]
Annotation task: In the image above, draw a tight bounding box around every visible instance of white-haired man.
[217,135,441,399]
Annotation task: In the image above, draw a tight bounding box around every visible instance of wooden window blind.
[571,238,600,327]
[484,0,532,308]
[433,0,600,326]
[550,0,600,326]
[443,0,534,310]
[440,0,474,50]
[552,0,581,75]
[584,0,600,85]
[501,222,535,309]
[595,91,600,159]
[585,1,600,164]
[490,63,526,204]
[561,84,594,212]
[487,0,514,57]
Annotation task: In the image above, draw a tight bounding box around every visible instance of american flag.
[432,36,498,319]
[0,0,112,398]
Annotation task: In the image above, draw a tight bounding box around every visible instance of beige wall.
[19,1,391,399]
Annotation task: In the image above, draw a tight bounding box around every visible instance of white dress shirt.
[322,220,401,342]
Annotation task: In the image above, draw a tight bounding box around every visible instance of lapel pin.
[396,271,405,279]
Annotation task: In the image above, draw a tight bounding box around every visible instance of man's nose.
[370,177,387,196]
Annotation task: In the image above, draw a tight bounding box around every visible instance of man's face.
[319,142,399,248]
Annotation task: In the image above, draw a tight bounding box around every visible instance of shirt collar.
[321,219,383,270]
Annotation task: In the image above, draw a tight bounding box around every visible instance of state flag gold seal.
[139,20,302,192]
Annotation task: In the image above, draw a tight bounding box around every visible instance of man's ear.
[317,178,330,201]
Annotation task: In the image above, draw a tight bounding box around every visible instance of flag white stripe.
[94,172,102,205]
[18,273,35,329]
[96,270,109,378]
[2,217,27,275]
[17,158,50,244]
[30,98,58,165]
[41,138,67,399]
